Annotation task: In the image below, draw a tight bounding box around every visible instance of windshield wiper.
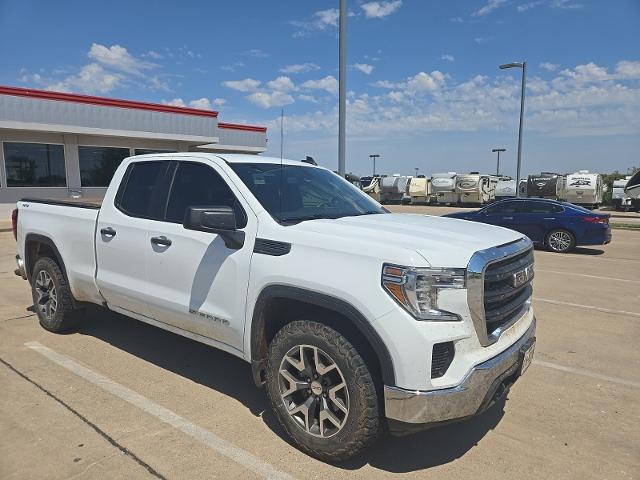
[279,213,340,225]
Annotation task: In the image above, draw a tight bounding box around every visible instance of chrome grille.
[467,237,534,346]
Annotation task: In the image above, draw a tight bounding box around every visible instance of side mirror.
[183,206,245,250]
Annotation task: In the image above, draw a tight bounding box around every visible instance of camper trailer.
[519,179,528,197]
[455,173,498,206]
[612,176,633,211]
[408,176,431,204]
[361,175,382,202]
[624,171,640,210]
[495,177,517,200]
[566,171,603,209]
[527,173,567,200]
[431,172,457,205]
[380,175,411,204]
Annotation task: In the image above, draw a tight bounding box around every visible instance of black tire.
[265,320,380,462]
[31,257,84,332]
[546,229,576,253]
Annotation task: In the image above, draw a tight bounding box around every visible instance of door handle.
[100,227,116,237]
[502,217,514,220]
[543,217,556,220]
[151,236,172,247]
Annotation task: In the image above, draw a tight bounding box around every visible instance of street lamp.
[492,148,506,176]
[499,61,526,197]
[338,0,347,177]
[369,154,380,176]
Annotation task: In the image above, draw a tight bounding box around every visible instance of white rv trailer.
[495,177,517,200]
[625,170,640,200]
[612,176,633,211]
[361,176,381,202]
[408,176,431,204]
[431,172,457,205]
[379,175,411,204]
[455,173,499,206]
[565,170,604,208]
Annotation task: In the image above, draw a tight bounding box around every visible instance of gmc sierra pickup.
[13,153,536,461]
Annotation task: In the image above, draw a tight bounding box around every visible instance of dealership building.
[0,85,267,217]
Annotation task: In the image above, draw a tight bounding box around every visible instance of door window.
[116,161,169,219]
[482,201,520,214]
[522,201,563,214]
[165,162,247,226]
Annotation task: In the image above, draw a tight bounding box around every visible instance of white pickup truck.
[13,153,536,461]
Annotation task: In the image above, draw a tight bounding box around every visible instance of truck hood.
[291,213,524,267]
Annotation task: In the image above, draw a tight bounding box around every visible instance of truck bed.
[20,197,103,209]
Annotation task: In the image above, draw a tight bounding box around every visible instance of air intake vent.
[431,342,455,378]
[253,238,291,256]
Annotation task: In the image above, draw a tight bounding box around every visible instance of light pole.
[338,0,347,177]
[492,148,506,176]
[369,154,380,176]
[499,61,526,197]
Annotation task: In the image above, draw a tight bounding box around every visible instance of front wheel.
[265,320,380,462]
[546,229,575,253]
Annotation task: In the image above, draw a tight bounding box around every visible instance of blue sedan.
[444,198,612,253]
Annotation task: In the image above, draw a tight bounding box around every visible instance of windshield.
[230,163,386,224]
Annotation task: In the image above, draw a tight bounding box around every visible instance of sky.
[0,0,639,178]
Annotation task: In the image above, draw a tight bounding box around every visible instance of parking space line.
[535,269,640,284]
[534,298,640,318]
[25,341,295,480]
[533,360,640,389]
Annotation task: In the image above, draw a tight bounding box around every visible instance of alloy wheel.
[549,231,572,252]
[278,345,349,438]
[35,270,58,320]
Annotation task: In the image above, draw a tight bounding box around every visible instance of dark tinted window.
[79,146,130,187]
[165,162,246,225]
[3,142,66,187]
[118,161,168,219]
[482,201,520,214]
[522,201,563,214]
[134,149,176,156]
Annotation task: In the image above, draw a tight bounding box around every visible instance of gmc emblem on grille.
[512,265,533,288]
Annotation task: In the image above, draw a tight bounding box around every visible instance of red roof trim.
[0,85,218,118]
[218,122,267,133]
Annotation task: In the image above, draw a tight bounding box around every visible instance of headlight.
[382,264,465,321]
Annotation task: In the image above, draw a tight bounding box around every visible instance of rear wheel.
[265,320,380,462]
[546,229,575,253]
[31,257,84,332]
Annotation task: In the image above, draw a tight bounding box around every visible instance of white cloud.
[245,49,269,58]
[517,0,545,11]
[615,61,640,80]
[291,8,339,36]
[540,62,559,71]
[298,94,318,103]
[372,79,399,89]
[189,98,213,110]
[302,75,339,94]
[212,98,226,107]
[163,98,186,107]
[559,62,608,83]
[450,16,464,22]
[441,54,455,62]
[47,63,122,94]
[247,91,294,109]
[361,1,403,19]
[474,37,488,44]
[280,63,321,74]
[407,71,447,93]
[266,76,296,92]
[222,78,261,92]
[472,0,508,16]
[88,43,156,75]
[146,50,163,59]
[550,0,583,9]
[221,61,245,72]
[352,63,374,75]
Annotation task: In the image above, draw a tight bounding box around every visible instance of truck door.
[144,159,257,351]
[95,160,171,317]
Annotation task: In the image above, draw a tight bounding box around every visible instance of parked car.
[13,153,536,461]
[444,198,611,253]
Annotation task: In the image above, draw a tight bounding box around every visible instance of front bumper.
[384,317,536,427]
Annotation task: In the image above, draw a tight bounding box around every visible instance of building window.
[3,142,66,187]
[79,146,130,187]
[134,148,176,156]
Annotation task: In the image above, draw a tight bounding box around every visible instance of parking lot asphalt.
[1,215,639,479]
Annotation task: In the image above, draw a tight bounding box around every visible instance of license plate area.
[519,338,536,376]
